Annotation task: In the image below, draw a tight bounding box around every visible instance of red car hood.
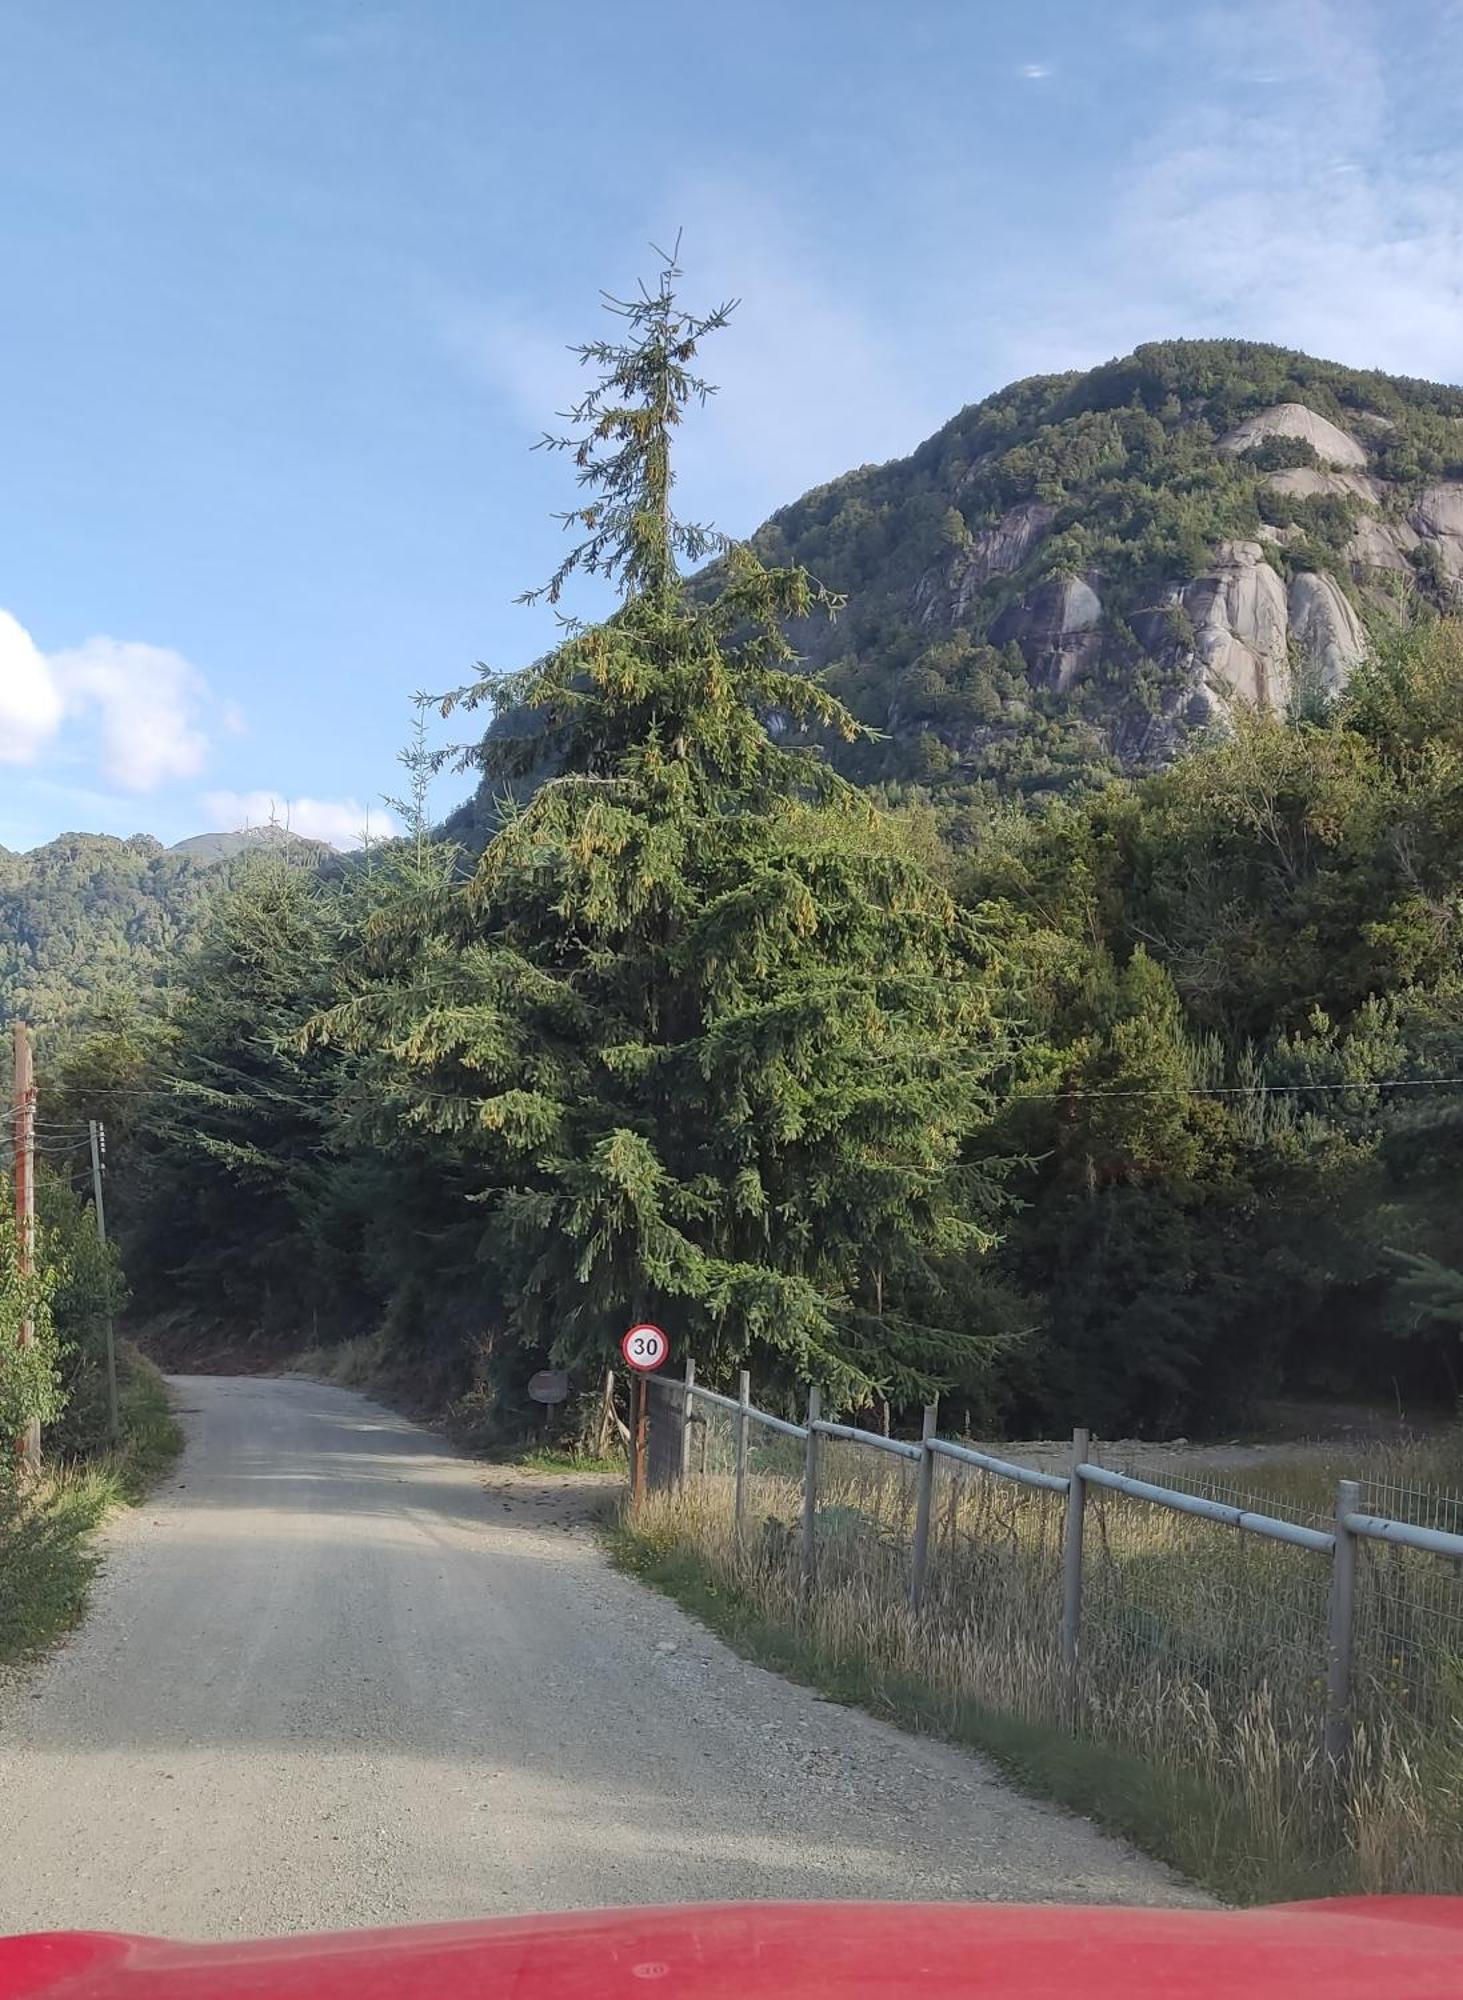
[2,1899,1461,2000]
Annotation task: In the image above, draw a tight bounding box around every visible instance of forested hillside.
[0,824,330,1045]
[448,337,1463,839]
[759,339,1463,801]
[19,282,1447,1444]
[15,305,1463,1440]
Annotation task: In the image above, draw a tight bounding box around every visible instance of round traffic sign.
[621,1323,670,1373]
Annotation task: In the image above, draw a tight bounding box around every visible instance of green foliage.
[127,857,351,1336]
[309,254,1014,1407]
[0,827,328,1050]
[0,1349,181,1668]
[0,1205,61,1462]
[956,616,1463,1427]
[1388,1252,1463,1338]
[42,322,1463,1443]
[41,1170,129,1461]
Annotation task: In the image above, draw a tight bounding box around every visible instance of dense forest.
[0,824,328,1047]
[9,287,1463,1444]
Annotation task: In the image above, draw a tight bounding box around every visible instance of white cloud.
[1019,63,1052,80]
[0,607,222,792]
[1011,1,1463,384]
[49,637,211,791]
[0,609,65,765]
[201,790,400,850]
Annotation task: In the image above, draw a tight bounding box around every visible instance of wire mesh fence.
[812,1432,918,1601]
[921,1450,1067,1723]
[1082,1469,1333,1755]
[633,1375,1463,1891]
[1351,1472,1463,1748]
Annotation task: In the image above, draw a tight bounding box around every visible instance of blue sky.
[2,0,1461,851]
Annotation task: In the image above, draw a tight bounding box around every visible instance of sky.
[2,0,1462,852]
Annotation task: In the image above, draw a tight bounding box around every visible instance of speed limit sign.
[621,1323,669,1373]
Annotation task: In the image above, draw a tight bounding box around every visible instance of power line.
[39,1072,1463,1107]
[1016,1076,1463,1103]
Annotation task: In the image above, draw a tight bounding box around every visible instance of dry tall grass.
[629,1411,1463,1898]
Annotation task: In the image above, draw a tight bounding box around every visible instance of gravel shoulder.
[0,1376,1204,1939]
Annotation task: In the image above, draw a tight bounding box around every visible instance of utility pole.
[88,1121,121,1447]
[12,1021,39,1474]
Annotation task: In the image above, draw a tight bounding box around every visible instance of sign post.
[527,1368,569,1439]
[621,1323,669,1506]
[620,1324,669,1373]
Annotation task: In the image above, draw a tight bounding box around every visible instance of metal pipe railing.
[1079,1462,1336,1554]
[744,1405,809,1442]
[931,1437,1070,1495]
[1342,1509,1463,1562]
[666,1373,1461,1780]
[813,1419,923,1461]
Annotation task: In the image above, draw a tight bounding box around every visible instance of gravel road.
[0,1376,1203,1939]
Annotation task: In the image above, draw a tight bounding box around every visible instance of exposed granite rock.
[917,501,1056,624]
[1409,484,1463,585]
[1182,541,1291,711]
[1287,572,1366,696]
[1346,515,1419,573]
[1265,467,1384,504]
[990,573,1102,692]
[1219,403,1369,468]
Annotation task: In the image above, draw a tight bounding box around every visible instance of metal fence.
[640,1365,1463,1778]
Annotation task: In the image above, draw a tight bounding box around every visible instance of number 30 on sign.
[621,1323,669,1373]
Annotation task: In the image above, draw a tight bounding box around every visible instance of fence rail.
[653,1369,1463,1781]
[1342,1509,1463,1561]
[930,1436,1071,1495]
[813,1419,923,1461]
[1079,1462,1337,1554]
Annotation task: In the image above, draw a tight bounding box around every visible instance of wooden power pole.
[12,1020,40,1474]
[89,1120,121,1447]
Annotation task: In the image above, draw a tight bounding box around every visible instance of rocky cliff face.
[917,404,1454,743]
[750,342,1463,792]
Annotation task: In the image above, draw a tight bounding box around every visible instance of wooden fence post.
[908,1402,939,1615]
[679,1356,696,1485]
[734,1368,751,1537]
[628,1374,648,1508]
[1060,1427,1090,1715]
[1324,1477,1360,1771]
[801,1386,821,1595]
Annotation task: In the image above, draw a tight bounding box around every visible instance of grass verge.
[606,1517,1282,1906]
[611,1463,1463,1906]
[493,1442,622,1475]
[0,1347,183,1671]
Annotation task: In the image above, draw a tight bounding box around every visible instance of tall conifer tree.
[324,252,1011,1401]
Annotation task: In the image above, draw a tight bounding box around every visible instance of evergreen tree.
[134,859,344,1332]
[321,251,1013,1404]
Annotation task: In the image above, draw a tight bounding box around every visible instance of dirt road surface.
[0,1376,1203,1939]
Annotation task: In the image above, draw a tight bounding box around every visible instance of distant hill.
[0,826,330,1041]
[169,823,331,863]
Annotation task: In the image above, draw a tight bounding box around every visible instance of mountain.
[15,340,1463,1028]
[737,338,1463,801]
[169,823,331,863]
[0,827,329,1039]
